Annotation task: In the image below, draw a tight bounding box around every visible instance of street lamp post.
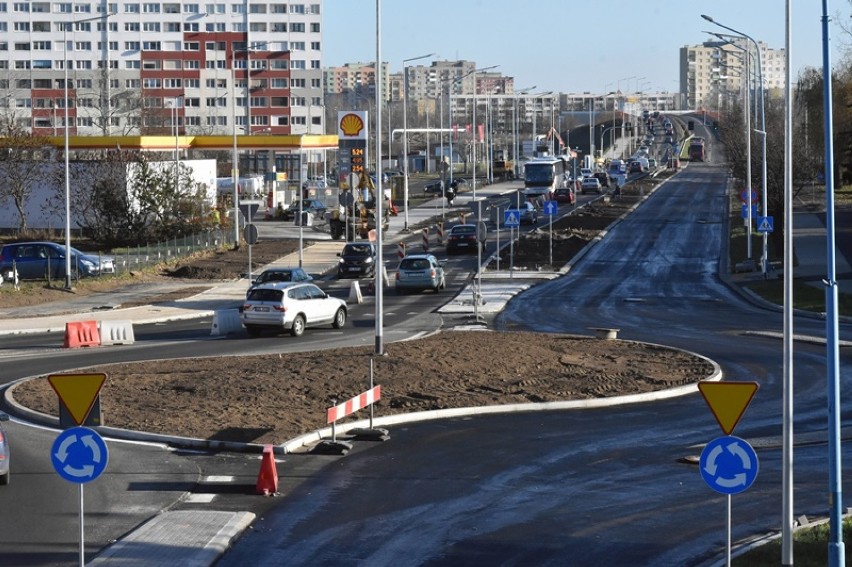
[402,52,434,232]
[702,15,768,275]
[63,12,114,290]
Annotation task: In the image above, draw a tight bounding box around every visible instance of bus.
[523,156,570,201]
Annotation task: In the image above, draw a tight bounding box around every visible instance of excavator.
[534,127,566,157]
[328,171,391,241]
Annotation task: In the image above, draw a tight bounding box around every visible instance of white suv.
[241,282,347,337]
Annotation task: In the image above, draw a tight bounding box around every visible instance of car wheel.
[0,471,8,486]
[290,314,306,337]
[332,307,347,329]
[246,326,261,338]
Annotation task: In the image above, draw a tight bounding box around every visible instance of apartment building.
[1,0,323,137]
[679,40,786,110]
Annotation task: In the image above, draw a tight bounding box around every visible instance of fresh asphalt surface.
[2,155,851,564]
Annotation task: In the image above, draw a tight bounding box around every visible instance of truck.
[327,172,390,241]
[688,137,706,162]
[492,149,515,181]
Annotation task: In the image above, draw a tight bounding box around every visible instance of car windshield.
[247,288,284,302]
[344,244,372,255]
[258,271,293,283]
[400,258,430,270]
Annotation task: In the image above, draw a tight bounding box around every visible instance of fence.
[107,228,238,276]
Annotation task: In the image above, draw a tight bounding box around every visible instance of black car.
[246,267,313,298]
[281,199,327,222]
[337,241,377,277]
[424,180,445,194]
[593,172,610,188]
[446,224,482,255]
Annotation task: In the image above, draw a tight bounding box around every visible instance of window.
[249,3,265,13]
[249,96,267,108]
[76,60,92,70]
[142,60,160,69]
[77,78,92,88]
[125,22,140,31]
[276,116,289,126]
[184,60,200,69]
[271,78,288,88]
[271,23,286,32]
[14,22,30,31]
[163,2,178,12]
[290,96,305,107]
[13,2,29,12]
[183,3,199,12]
[32,21,50,32]
[270,60,288,70]
[205,3,225,14]
[143,2,160,12]
[74,3,92,13]
[310,41,320,51]
[271,96,288,107]
[185,78,199,88]
[310,22,320,33]
[183,22,199,32]
[291,78,305,88]
[33,41,51,50]
[143,78,162,88]
[183,41,199,51]
[309,3,319,14]
[291,42,305,51]
[125,60,141,69]
[15,79,31,88]
[142,41,162,51]
[56,2,72,12]
[76,117,94,127]
[205,97,226,107]
[15,98,32,108]
[290,4,304,14]
[185,116,200,126]
[206,78,227,89]
[290,60,305,70]
[14,43,31,51]
[290,22,305,32]
[124,3,140,12]
[310,60,320,69]
[125,78,140,88]
[33,78,52,88]
[291,116,306,126]
[165,22,180,32]
[75,41,91,50]
[270,4,286,14]
[310,78,320,88]
[205,22,225,32]
[77,98,94,107]
[143,22,161,32]
[164,78,182,88]
[184,97,199,107]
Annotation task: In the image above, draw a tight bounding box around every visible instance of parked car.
[515,201,539,224]
[246,267,313,298]
[629,161,644,173]
[395,254,445,294]
[241,282,347,337]
[553,187,575,205]
[280,199,327,222]
[0,241,114,280]
[580,167,593,179]
[593,172,610,188]
[424,180,445,194]
[446,224,482,255]
[581,177,603,194]
[336,241,377,277]
[0,411,9,485]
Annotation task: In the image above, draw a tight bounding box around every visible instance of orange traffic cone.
[255,445,279,495]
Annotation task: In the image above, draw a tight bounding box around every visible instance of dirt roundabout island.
[10,331,717,445]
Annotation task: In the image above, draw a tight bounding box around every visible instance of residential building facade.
[1,0,323,137]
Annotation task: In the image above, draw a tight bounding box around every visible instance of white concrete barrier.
[99,320,136,345]
[211,309,243,336]
[348,281,363,304]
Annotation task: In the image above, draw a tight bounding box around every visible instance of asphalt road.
[212,161,852,566]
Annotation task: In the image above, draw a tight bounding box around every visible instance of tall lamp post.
[402,52,434,232]
[702,15,768,276]
[63,12,114,290]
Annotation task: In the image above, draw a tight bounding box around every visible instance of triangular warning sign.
[758,219,770,231]
[698,381,759,435]
[48,373,107,426]
[506,212,518,224]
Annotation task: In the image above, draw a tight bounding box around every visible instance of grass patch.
[733,518,852,566]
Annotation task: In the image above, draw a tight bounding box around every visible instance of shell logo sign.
[337,111,368,140]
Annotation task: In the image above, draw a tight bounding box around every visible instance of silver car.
[395,254,446,294]
[241,282,347,337]
[0,412,9,485]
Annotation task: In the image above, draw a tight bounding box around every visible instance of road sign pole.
[510,226,514,279]
[727,494,732,567]
[549,212,553,268]
[79,485,85,567]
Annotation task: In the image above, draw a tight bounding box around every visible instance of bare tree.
[0,124,53,234]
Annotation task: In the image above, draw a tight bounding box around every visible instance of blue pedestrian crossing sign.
[504,209,520,227]
[543,201,558,216]
[699,435,759,495]
[51,426,109,484]
[757,216,774,233]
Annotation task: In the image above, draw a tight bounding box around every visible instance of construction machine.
[492,149,515,181]
[328,171,391,241]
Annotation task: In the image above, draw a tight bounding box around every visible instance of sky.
[323,0,852,95]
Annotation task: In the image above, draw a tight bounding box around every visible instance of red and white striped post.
[422,227,430,252]
[327,385,382,442]
[398,242,406,260]
[436,222,444,245]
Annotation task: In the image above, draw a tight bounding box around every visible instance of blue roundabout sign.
[699,435,759,495]
[51,426,109,484]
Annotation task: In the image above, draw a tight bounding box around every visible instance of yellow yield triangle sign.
[48,373,107,426]
[698,381,759,435]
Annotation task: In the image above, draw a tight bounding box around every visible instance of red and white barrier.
[436,222,444,245]
[327,385,381,424]
[398,242,406,260]
[422,227,430,251]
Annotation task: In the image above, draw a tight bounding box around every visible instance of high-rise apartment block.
[1,1,324,137]
[679,40,785,110]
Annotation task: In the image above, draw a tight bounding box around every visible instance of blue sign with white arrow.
[543,201,558,216]
[51,426,109,484]
[757,216,774,233]
[741,204,758,220]
[504,209,520,227]
[699,435,759,495]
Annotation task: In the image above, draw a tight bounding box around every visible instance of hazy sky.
[323,0,852,94]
